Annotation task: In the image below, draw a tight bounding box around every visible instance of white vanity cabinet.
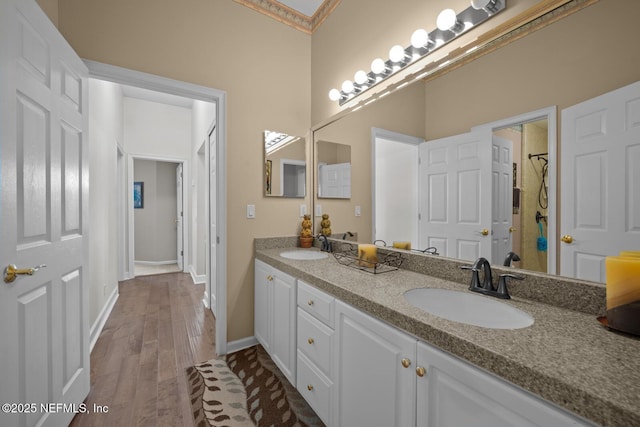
[332,299,592,427]
[296,280,335,425]
[254,259,297,385]
[416,341,591,427]
[333,300,417,427]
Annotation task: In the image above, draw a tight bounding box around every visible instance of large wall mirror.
[264,130,306,198]
[311,0,640,284]
[317,140,351,199]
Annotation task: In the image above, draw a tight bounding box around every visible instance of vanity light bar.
[328,0,505,106]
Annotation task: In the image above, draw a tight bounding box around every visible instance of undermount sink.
[280,250,329,260]
[404,288,534,330]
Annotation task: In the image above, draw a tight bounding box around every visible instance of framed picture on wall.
[133,181,144,209]
[265,160,272,195]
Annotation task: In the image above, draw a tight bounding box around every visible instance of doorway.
[87,61,229,355]
[473,106,557,274]
[131,158,183,277]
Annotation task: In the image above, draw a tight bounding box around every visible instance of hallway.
[70,273,215,426]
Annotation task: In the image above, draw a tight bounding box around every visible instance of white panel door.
[319,162,351,198]
[561,81,640,281]
[176,163,183,271]
[419,132,492,261]
[0,1,90,426]
[491,136,514,265]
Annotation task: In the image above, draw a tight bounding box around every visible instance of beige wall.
[313,84,425,243]
[55,0,311,343]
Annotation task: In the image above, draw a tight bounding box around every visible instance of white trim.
[89,287,119,352]
[226,336,259,355]
[371,127,424,244]
[134,260,178,265]
[472,106,557,275]
[189,265,207,284]
[86,60,228,356]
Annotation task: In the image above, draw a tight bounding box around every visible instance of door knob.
[4,264,46,283]
[401,358,411,368]
[480,229,489,236]
[561,235,574,244]
[509,227,516,233]
[416,366,426,377]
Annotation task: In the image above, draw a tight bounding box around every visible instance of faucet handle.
[496,273,524,299]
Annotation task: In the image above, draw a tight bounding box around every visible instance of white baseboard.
[225,336,258,355]
[189,265,206,284]
[90,286,119,352]
[134,260,178,266]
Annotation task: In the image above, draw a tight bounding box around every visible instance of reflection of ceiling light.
[328,1,505,106]
[264,130,299,154]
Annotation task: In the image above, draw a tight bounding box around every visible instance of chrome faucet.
[460,258,524,299]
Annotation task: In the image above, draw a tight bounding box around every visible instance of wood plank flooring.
[70,272,216,427]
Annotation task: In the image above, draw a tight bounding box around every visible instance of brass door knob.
[307,300,314,306]
[266,274,273,281]
[509,227,517,233]
[416,366,426,377]
[4,264,46,283]
[480,228,489,236]
[307,385,314,391]
[561,235,574,244]
[401,358,411,368]
[307,338,314,345]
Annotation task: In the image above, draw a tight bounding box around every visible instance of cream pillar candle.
[605,256,640,335]
[358,244,378,268]
[392,241,411,250]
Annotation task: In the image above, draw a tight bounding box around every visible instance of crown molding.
[234,0,341,34]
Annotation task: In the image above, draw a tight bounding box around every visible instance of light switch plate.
[299,204,307,217]
[315,204,322,217]
[355,205,361,217]
[247,204,256,219]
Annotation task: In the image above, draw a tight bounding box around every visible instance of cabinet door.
[254,259,272,353]
[333,301,416,427]
[271,270,297,385]
[416,341,592,427]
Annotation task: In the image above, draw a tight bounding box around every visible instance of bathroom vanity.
[254,238,640,427]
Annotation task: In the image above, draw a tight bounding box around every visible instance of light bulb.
[328,88,341,101]
[371,58,387,74]
[341,80,354,94]
[354,70,369,85]
[389,45,406,63]
[471,0,499,13]
[436,8,457,31]
[411,29,429,49]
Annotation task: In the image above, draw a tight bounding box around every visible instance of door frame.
[128,156,187,274]
[86,60,228,355]
[472,106,557,274]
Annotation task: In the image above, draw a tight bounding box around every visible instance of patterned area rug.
[186,345,325,427]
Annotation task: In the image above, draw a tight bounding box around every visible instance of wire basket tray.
[332,245,403,274]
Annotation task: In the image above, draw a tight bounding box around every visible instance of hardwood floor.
[70,273,216,427]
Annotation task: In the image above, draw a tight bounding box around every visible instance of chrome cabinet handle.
[4,264,46,283]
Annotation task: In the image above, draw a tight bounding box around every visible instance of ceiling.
[233,0,341,34]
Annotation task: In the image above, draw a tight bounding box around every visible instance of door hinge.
[216,236,220,244]
[181,250,183,256]
[418,213,421,220]
[181,211,183,217]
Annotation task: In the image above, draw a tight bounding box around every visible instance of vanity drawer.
[297,351,332,425]
[297,280,334,327]
[297,308,333,378]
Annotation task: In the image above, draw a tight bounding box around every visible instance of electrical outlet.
[355,205,361,217]
[299,204,307,217]
[315,204,322,217]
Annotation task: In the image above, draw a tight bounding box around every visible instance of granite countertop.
[255,246,640,427]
